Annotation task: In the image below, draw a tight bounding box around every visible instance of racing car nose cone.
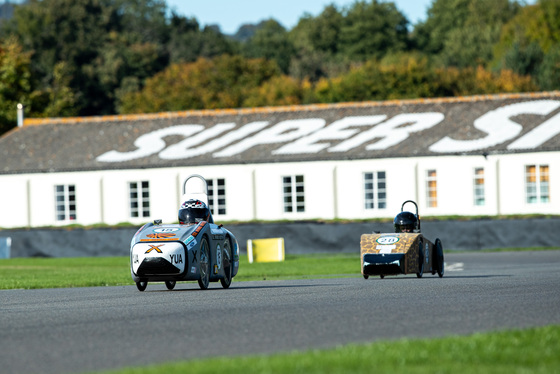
[363,253,405,276]
[137,257,182,276]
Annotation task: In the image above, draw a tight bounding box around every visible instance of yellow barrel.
[247,238,285,263]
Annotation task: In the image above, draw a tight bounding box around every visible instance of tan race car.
[360,200,444,279]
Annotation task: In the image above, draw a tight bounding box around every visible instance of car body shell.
[360,200,444,279]
[130,221,239,284]
[130,174,239,290]
[360,233,442,277]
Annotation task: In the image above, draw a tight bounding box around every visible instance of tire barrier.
[2,217,559,257]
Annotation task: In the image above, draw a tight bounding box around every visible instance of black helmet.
[178,199,210,224]
[394,211,418,233]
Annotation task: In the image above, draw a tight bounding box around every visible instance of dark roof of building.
[1,91,559,174]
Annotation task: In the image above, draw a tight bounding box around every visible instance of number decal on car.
[376,236,399,245]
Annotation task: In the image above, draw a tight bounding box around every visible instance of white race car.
[130,175,240,291]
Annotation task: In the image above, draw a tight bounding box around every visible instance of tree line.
[0,0,558,135]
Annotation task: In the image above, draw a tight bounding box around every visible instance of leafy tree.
[517,0,560,53]
[290,5,344,56]
[493,0,560,89]
[0,37,76,134]
[311,54,536,104]
[414,0,519,68]
[536,44,560,90]
[414,0,474,55]
[312,54,443,103]
[242,19,295,74]
[0,36,33,133]
[502,41,544,76]
[243,75,306,107]
[338,0,409,61]
[471,65,536,93]
[36,61,78,118]
[289,1,408,80]
[1,0,171,115]
[232,23,260,43]
[288,5,346,81]
[117,55,281,113]
[167,13,237,64]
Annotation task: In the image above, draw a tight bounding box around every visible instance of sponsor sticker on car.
[154,228,180,233]
[187,238,197,250]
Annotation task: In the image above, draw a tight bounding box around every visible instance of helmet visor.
[179,207,209,224]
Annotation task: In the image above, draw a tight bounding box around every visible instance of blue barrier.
[0,237,11,259]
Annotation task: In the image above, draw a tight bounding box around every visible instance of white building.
[1,92,558,229]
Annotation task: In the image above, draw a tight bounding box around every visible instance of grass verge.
[2,249,559,290]
[93,325,560,374]
[0,253,361,290]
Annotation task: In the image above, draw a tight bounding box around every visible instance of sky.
[165,0,433,34]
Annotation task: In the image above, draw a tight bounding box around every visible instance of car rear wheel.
[220,238,233,289]
[416,238,424,278]
[435,238,444,278]
[165,281,176,290]
[198,237,210,290]
[136,280,147,291]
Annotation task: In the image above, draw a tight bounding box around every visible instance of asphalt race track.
[2,251,560,374]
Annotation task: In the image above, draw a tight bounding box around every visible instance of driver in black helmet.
[393,211,419,233]
[178,199,211,225]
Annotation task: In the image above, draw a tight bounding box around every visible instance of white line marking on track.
[445,262,464,271]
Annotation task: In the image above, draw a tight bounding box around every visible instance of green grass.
[91,325,560,374]
[2,249,559,290]
[0,256,132,289]
[0,253,362,290]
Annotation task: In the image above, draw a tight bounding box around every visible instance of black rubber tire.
[220,238,233,289]
[363,274,369,280]
[435,238,445,278]
[165,281,176,290]
[136,281,147,291]
[416,238,424,278]
[198,237,210,290]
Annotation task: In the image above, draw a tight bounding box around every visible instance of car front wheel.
[165,281,176,290]
[136,281,147,291]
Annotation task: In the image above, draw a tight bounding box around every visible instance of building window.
[426,170,437,208]
[208,178,226,215]
[283,175,305,213]
[473,167,485,206]
[525,165,549,203]
[55,185,76,221]
[129,181,150,218]
[364,171,387,209]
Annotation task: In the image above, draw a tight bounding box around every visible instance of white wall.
[23,172,103,227]
[498,152,558,215]
[415,155,499,217]
[0,175,29,227]
[334,158,415,219]
[0,151,558,229]
[178,165,257,222]
[253,162,336,221]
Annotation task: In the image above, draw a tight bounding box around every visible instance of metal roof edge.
[22,91,560,127]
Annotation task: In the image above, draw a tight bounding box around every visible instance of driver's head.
[393,211,418,233]
[178,199,210,224]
